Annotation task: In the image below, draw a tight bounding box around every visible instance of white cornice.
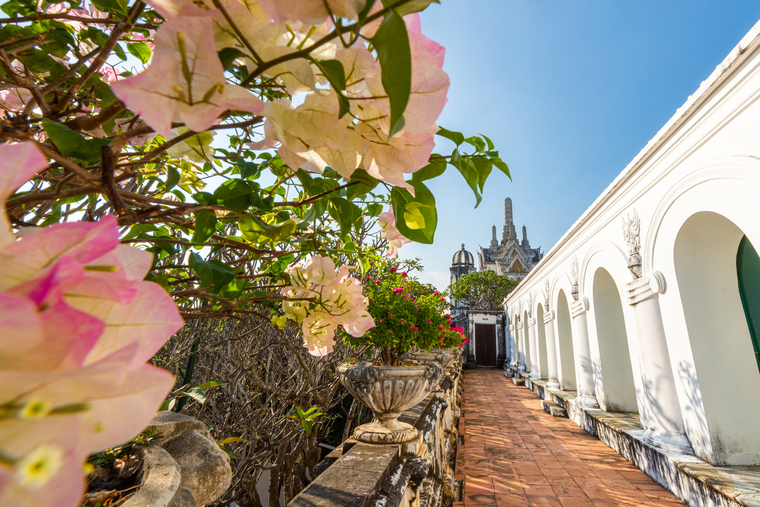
[506,20,760,306]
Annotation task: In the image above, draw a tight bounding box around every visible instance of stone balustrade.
[288,354,463,507]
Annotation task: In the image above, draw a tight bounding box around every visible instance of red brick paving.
[455,369,685,507]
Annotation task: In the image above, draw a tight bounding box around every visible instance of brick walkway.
[455,369,686,507]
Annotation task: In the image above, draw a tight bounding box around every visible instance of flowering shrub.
[0,143,183,506]
[347,262,465,365]
[281,255,375,356]
[0,0,510,325]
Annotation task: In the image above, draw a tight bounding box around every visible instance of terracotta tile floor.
[455,369,686,507]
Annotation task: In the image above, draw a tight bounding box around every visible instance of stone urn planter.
[338,361,443,444]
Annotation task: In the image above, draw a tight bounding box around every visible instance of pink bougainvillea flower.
[0,143,47,248]
[258,0,366,24]
[377,208,412,258]
[364,14,449,133]
[358,125,436,192]
[111,15,264,137]
[0,88,33,115]
[0,142,183,504]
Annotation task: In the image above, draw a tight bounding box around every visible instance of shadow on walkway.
[456,369,685,507]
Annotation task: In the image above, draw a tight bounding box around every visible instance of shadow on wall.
[676,360,710,459]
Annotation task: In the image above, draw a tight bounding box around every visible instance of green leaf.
[411,158,446,182]
[491,156,512,180]
[436,126,464,146]
[113,42,127,61]
[383,0,440,15]
[180,387,207,404]
[42,118,110,165]
[450,150,482,207]
[390,180,437,244]
[218,278,247,300]
[218,47,247,70]
[166,166,180,191]
[236,158,260,180]
[159,398,177,411]
[481,134,495,151]
[313,59,350,118]
[302,419,313,435]
[370,9,411,139]
[90,0,127,15]
[403,202,426,229]
[216,437,246,445]
[127,42,152,64]
[464,135,486,153]
[189,252,237,294]
[345,168,379,199]
[191,210,217,244]
[328,197,355,237]
[213,179,255,212]
[197,381,227,389]
[472,157,493,192]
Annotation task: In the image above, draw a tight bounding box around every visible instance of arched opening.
[675,212,760,465]
[592,268,638,413]
[556,290,576,390]
[535,303,549,378]
[523,309,531,372]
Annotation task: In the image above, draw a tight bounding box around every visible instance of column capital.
[626,271,666,306]
[527,317,536,327]
[516,322,523,330]
[570,297,589,318]
[543,310,555,324]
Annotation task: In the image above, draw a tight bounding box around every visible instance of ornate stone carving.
[527,294,533,317]
[570,255,579,301]
[544,279,550,310]
[623,209,642,278]
[338,361,443,444]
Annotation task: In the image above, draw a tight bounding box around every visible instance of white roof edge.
[506,19,760,305]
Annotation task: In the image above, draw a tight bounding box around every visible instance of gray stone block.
[540,400,567,418]
[162,429,232,506]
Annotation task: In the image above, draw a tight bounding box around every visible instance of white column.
[516,321,526,372]
[570,297,600,409]
[528,317,540,379]
[627,271,693,453]
[543,310,560,390]
[507,322,516,368]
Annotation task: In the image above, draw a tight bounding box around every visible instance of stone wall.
[288,358,463,507]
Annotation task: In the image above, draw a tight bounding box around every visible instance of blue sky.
[404,0,760,290]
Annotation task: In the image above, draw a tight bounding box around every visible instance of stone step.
[541,399,567,418]
[512,376,525,386]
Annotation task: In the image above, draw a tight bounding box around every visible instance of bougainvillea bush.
[346,260,465,365]
[0,0,510,503]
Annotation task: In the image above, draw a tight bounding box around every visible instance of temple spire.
[491,224,498,249]
[504,197,513,225]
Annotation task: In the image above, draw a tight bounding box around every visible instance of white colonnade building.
[503,20,760,506]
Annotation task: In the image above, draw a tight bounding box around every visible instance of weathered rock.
[168,487,197,507]
[123,446,183,507]
[151,411,214,444]
[162,429,232,506]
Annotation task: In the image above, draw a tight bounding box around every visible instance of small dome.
[452,244,474,266]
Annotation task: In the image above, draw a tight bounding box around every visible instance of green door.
[737,236,760,375]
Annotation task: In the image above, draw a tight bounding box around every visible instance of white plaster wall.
[504,20,760,465]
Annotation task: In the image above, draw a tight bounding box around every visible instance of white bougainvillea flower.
[258,0,367,24]
[358,125,437,193]
[282,255,375,356]
[111,15,264,137]
[378,207,411,258]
